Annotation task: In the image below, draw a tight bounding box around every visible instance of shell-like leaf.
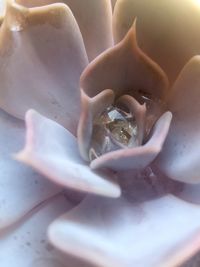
[16,110,121,198]
[0,0,88,134]
[81,22,168,100]
[0,195,73,267]
[49,194,200,267]
[0,109,63,230]
[156,56,200,183]
[113,0,200,83]
[16,0,113,60]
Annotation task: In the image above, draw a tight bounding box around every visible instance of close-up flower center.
[89,91,165,162]
[89,104,138,161]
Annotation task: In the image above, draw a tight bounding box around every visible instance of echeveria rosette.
[1,0,200,267]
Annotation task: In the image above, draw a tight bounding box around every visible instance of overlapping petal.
[113,0,200,83]
[90,111,172,171]
[81,23,168,100]
[16,110,121,198]
[49,194,200,267]
[155,56,200,183]
[0,0,88,134]
[0,108,63,229]
[0,194,73,267]
[16,0,114,60]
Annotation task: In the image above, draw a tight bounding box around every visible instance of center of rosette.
[89,106,138,161]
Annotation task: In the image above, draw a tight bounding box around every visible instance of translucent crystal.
[89,106,138,161]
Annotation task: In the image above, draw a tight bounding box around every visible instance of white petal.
[0,109,62,229]
[0,194,73,267]
[16,110,121,198]
[49,195,200,267]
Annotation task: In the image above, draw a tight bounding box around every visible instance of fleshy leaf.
[113,0,200,83]
[81,22,168,100]
[90,111,172,171]
[16,110,121,198]
[49,194,200,267]
[0,194,73,267]
[0,0,88,134]
[0,109,63,229]
[155,56,200,183]
[16,0,113,60]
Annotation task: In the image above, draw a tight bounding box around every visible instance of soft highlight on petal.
[16,110,121,198]
[0,0,88,134]
[16,0,114,60]
[81,22,168,101]
[156,56,200,183]
[49,195,200,267]
[0,109,63,230]
[113,0,200,83]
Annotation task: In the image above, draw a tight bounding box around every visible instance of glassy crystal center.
[89,106,138,161]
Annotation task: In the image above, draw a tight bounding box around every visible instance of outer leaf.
[16,110,121,198]
[17,0,114,60]
[0,194,73,267]
[0,0,88,134]
[0,109,62,229]
[49,194,200,267]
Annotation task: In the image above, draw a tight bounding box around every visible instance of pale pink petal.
[0,194,73,267]
[16,110,121,198]
[90,111,172,171]
[113,0,200,83]
[0,1,88,134]
[49,194,200,267]
[17,0,114,60]
[0,109,63,229]
[155,56,200,183]
[81,23,168,100]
